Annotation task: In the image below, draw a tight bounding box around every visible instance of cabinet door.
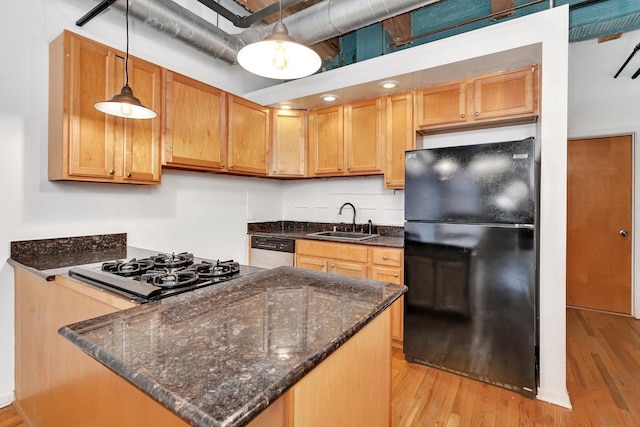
[344,98,383,174]
[228,95,269,175]
[385,92,414,189]
[66,34,116,180]
[470,65,538,122]
[163,71,226,171]
[330,260,368,279]
[308,106,343,176]
[123,56,162,183]
[296,255,328,272]
[415,81,467,129]
[271,109,306,177]
[371,266,403,343]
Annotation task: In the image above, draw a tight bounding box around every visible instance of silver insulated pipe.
[109,0,441,64]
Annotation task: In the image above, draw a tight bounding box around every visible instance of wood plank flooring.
[1,308,638,426]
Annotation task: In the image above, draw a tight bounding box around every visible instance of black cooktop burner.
[140,269,200,289]
[151,252,194,269]
[71,252,251,302]
[102,258,155,277]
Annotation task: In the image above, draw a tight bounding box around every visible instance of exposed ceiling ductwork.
[104,0,441,65]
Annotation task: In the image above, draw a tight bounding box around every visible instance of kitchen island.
[55,266,405,427]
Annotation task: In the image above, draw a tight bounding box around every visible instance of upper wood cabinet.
[344,98,384,174]
[227,95,270,176]
[308,105,344,175]
[416,65,539,133]
[48,31,162,185]
[162,70,226,172]
[384,92,414,189]
[308,99,384,177]
[271,109,307,177]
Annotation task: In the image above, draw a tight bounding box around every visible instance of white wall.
[568,30,640,318]
[0,0,282,406]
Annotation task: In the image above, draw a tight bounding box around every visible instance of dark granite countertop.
[248,221,404,248]
[59,266,406,427]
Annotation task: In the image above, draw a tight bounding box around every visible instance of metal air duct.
[107,0,441,64]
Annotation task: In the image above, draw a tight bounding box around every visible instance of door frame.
[568,128,637,318]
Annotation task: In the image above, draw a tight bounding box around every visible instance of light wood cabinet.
[308,105,344,175]
[308,99,384,177]
[162,70,226,171]
[416,65,539,133]
[296,241,405,346]
[369,247,404,347]
[271,109,307,177]
[384,92,414,189]
[227,95,270,176]
[344,98,384,174]
[48,30,162,185]
[296,240,369,279]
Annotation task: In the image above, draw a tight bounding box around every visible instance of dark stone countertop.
[58,266,406,427]
[247,221,404,248]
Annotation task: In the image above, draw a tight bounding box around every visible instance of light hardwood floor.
[2,308,639,426]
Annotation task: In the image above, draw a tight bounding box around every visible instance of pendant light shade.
[95,84,156,119]
[237,4,321,80]
[95,0,156,119]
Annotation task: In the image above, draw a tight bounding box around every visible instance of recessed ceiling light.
[378,80,399,89]
[320,94,339,102]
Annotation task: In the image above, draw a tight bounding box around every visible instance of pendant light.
[95,0,156,119]
[237,0,321,80]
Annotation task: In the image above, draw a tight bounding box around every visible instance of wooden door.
[163,71,226,171]
[385,92,414,189]
[271,109,306,176]
[371,266,404,343]
[471,65,538,122]
[296,255,328,273]
[308,106,343,176]
[415,81,466,129]
[123,56,162,183]
[227,95,269,175]
[330,260,368,279]
[67,34,116,180]
[567,135,632,314]
[345,98,383,174]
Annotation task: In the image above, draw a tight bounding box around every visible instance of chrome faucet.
[338,202,356,232]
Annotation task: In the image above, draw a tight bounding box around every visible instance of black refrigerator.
[403,137,538,397]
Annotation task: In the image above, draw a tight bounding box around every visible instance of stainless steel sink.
[306,231,379,241]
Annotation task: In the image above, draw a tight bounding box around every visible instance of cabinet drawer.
[371,247,403,268]
[296,240,368,263]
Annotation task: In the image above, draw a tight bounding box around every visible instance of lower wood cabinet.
[296,240,404,347]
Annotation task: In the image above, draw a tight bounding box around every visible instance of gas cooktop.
[69,251,260,303]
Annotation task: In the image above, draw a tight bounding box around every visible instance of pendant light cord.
[125,0,130,86]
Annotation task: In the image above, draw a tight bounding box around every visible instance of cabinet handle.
[330,263,335,267]
[338,167,342,171]
[126,172,131,178]
[347,166,351,170]
[475,112,480,117]
[229,165,234,170]
[273,169,277,173]
[386,180,390,184]
[394,273,399,278]
[221,163,225,168]
[109,169,115,175]
[460,113,465,119]
[382,256,388,260]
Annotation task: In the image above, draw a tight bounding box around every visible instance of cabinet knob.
[221,163,225,168]
[229,165,234,170]
[109,169,115,175]
[338,167,342,171]
[383,256,388,260]
[347,166,351,170]
[386,180,390,184]
[330,263,335,267]
[126,172,132,178]
[460,113,465,119]
[475,112,480,117]
[273,169,277,173]
[394,273,399,278]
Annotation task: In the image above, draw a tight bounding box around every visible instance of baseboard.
[536,388,572,409]
[0,391,15,408]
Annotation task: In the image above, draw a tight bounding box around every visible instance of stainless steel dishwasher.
[249,235,295,269]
